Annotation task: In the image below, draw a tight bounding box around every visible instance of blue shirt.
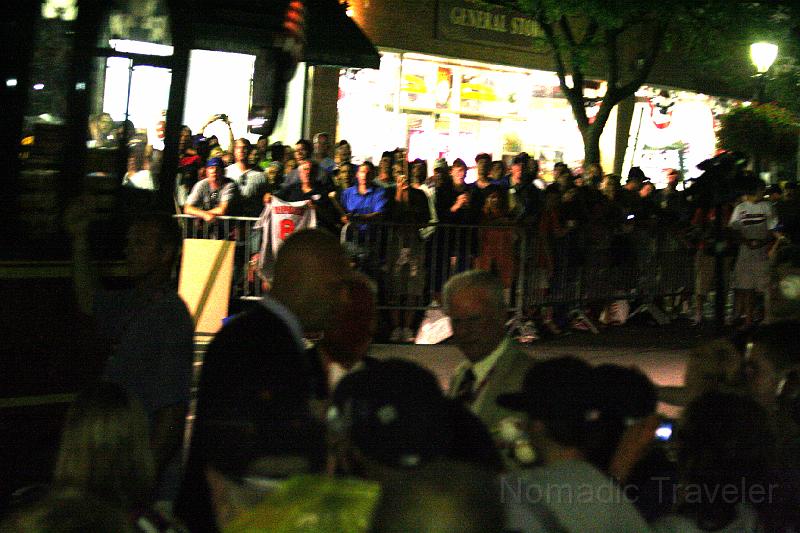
[340,185,387,216]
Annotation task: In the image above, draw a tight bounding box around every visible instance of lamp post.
[749,42,778,178]
[750,42,778,102]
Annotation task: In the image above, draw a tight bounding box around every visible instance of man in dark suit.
[444,270,535,451]
[176,229,353,531]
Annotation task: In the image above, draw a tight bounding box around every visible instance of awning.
[186,0,379,69]
[304,0,380,69]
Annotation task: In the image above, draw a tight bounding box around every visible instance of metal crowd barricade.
[174,215,695,321]
[517,223,693,320]
[338,220,528,314]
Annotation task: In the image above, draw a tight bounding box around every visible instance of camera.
[655,421,673,441]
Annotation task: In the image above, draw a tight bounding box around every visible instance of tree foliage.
[717,103,799,165]
[480,0,799,166]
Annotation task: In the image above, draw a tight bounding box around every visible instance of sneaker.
[402,327,416,343]
[515,321,540,344]
[389,327,402,343]
[571,319,591,331]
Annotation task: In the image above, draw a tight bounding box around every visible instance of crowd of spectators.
[164,120,800,342]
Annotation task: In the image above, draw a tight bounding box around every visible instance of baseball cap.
[330,359,452,468]
[206,156,224,169]
[627,167,646,183]
[496,356,598,421]
[591,364,656,422]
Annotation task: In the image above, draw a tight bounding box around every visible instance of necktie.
[455,367,477,404]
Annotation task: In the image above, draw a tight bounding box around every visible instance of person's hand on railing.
[200,211,217,223]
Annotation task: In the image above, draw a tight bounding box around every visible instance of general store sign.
[436,0,548,52]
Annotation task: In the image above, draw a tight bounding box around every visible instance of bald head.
[271,229,352,333]
[319,272,377,368]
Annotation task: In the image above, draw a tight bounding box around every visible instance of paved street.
[371,319,713,419]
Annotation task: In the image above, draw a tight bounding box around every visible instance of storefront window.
[12,0,178,259]
[337,51,617,179]
[622,86,721,187]
[84,0,174,195]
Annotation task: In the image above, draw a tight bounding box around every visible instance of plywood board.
[178,238,234,334]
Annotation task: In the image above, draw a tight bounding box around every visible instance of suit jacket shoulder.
[453,340,535,434]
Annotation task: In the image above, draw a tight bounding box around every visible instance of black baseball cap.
[496,356,598,421]
[330,359,452,468]
[591,364,657,422]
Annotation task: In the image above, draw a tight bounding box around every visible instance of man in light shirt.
[444,270,534,456]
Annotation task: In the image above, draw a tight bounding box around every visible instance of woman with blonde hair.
[53,382,156,512]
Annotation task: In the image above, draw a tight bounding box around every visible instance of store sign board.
[436,0,548,53]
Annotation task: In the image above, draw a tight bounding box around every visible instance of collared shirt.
[468,336,510,393]
[340,185,387,216]
[259,295,305,353]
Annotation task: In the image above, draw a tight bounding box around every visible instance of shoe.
[402,327,416,343]
[389,327,402,343]
[571,319,590,331]
[515,321,540,344]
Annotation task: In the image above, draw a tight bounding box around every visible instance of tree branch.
[539,16,589,130]
[616,20,668,100]
[581,20,599,47]
[605,28,620,92]
[559,15,577,48]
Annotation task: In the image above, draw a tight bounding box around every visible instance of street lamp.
[750,42,778,102]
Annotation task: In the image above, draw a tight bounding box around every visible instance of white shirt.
[123,169,156,190]
[729,200,777,241]
[469,337,510,393]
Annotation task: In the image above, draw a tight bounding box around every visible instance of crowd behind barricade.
[166,120,800,343]
[5,223,800,532]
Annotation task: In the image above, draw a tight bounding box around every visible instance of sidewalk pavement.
[371,318,718,419]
